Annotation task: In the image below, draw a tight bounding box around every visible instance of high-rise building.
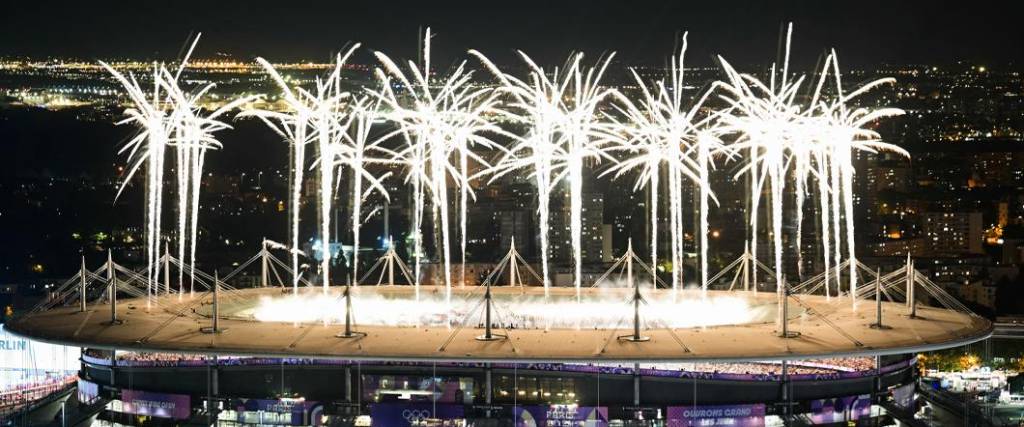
[498,210,532,255]
[922,211,984,255]
[549,191,605,264]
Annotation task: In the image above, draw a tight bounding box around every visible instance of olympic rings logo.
[402,409,432,422]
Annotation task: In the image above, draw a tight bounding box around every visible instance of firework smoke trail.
[797,53,839,292]
[471,51,568,297]
[650,166,659,285]
[714,24,808,317]
[834,55,861,305]
[814,146,833,299]
[748,146,760,292]
[335,96,399,285]
[559,53,619,301]
[698,149,710,293]
[316,96,335,293]
[103,35,250,306]
[149,65,168,308]
[245,47,360,294]
[169,39,201,300]
[712,25,907,310]
[102,61,170,309]
[439,88,504,293]
[792,139,808,281]
[798,54,839,296]
[803,52,845,300]
[696,133,718,293]
[352,172,371,280]
[714,93,784,300]
[431,133,451,301]
[371,34,435,299]
[815,50,907,306]
[291,137,306,293]
[459,142,469,286]
[839,146,855,303]
[670,163,683,291]
[257,45,360,295]
[312,49,359,293]
[175,127,189,298]
[451,91,506,287]
[769,140,785,307]
[603,32,723,293]
[714,31,814,309]
[187,140,203,296]
[830,146,843,295]
[568,144,584,300]
[412,153,424,299]
[599,121,665,290]
[102,58,172,309]
[374,29,502,310]
[473,51,617,300]
[149,114,166,308]
[241,57,320,295]
[163,59,253,299]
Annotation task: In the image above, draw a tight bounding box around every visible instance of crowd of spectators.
[801,357,876,372]
[100,351,886,381]
[0,374,77,417]
[640,357,876,375]
[103,352,349,368]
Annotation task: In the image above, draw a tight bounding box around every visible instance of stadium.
[67,349,919,426]
[1,244,992,426]
[0,15,998,427]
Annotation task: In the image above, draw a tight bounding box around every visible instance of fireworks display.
[106,25,907,326]
[104,34,251,306]
[602,32,724,293]
[372,28,505,309]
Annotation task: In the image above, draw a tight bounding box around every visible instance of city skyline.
[1,4,1020,426]
[3,1,1023,67]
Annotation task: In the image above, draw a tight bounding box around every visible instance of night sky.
[3,1,1021,67]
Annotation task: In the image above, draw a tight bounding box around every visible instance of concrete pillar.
[781,360,789,424]
[208,355,219,426]
[874,355,882,394]
[212,355,219,395]
[109,350,116,387]
[485,364,493,405]
[633,362,640,406]
[345,366,353,402]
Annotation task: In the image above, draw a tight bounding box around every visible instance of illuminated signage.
[667,404,766,427]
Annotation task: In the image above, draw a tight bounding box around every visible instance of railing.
[0,375,78,420]
[82,353,915,383]
[917,385,1004,427]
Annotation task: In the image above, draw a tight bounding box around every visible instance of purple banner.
[121,389,191,420]
[667,404,766,427]
[237,398,319,425]
[361,375,468,404]
[892,384,915,410]
[810,394,872,423]
[514,404,609,426]
[77,379,99,404]
[369,402,465,427]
